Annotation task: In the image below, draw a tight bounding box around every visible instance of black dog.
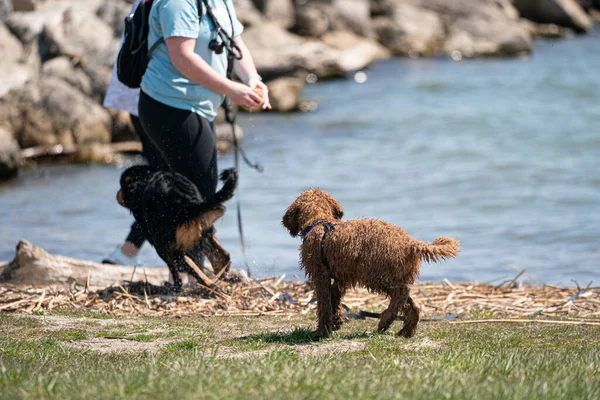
[117,165,238,292]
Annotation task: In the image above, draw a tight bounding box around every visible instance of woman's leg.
[138,91,219,197]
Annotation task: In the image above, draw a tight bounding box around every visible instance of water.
[2,34,599,285]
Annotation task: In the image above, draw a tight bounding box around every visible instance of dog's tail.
[209,168,238,205]
[411,237,460,263]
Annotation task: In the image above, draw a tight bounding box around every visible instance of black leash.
[203,0,263,277]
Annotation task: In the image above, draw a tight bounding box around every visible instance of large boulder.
[40,5,116,64]
[0,78,112,149]
[252,0,295,28]
[5,10,54,71]
[12,0,46,12]
[41,56,93,96]
[513,0,593,33]
[373,3,445,56]
[0,127,22,181]
[244,22,386,79]
[233,0,264,27]
[0,22,24,65]
[402,0,532,57]
[320,30,390,70]
[96,0,132,38]
[0,23,34,98]
[332,0,373,37]
[294,0,373,37]
[0,0,12,21]
[0,64,34,99]
[265,77,304,112]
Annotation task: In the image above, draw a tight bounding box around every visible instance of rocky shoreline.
[1,0,598,180]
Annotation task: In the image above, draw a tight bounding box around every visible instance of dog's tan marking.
[175,219,203,251]
[202,209,225,227]
[174,210,225,251]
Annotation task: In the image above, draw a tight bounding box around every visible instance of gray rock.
[5,11,47,44]
[252,0,295,28]
[294,3,330,37]
[1,77,111,149]
[332,0,373,37]
[233,0,264,27]
[244,22,386,79]
[96,0,131,38]
[266,77,305,112]
[0,23,33,98]
[41,56,93,96]
[373,4,445,56]
[393,0,533,57]
[40,6,115,63]
[0,22,24,64]
[513,0,593,33]
[0,126,22,181]
[320,30,391,70]
[0,0,12,22]
[0,63,33,99]
[294,0,373,37]
[12,0,45,12]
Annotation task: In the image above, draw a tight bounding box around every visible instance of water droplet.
[306,73,318,84]
[451,51,463,61]
[354,71,367,84]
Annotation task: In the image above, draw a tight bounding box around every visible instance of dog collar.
[301,221,335,243]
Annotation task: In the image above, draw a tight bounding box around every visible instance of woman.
[139,0,269,199]
[106,0,269,266]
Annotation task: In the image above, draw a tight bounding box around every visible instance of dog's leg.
[331,281,346,331]
[377,284,410,334]
[398,296,421,338]
[312,270,335,339]
[164,266,183,293]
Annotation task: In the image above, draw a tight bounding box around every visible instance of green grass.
[0,313,598,399]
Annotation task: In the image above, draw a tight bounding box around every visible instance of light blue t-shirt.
[141,0,244,121]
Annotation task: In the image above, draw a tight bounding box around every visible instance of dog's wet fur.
[282,189,460,339]
[117,166,237,292]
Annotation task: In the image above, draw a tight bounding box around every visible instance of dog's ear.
[282,204,300,237]
[326,195,344,220]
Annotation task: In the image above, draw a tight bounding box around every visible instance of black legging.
[125,91,219,248]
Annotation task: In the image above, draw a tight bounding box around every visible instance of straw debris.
[1,272,598,321]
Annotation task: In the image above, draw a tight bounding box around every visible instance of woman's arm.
[232,36,271,110]
[166,36,261,108]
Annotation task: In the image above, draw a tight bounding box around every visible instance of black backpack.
[116,0,202,89]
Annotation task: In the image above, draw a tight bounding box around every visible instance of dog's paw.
[220,168,237,182]
[332,317,344,331]
[397,326,417,338]
[163,281,182,294]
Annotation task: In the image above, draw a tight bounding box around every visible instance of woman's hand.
[226,81,262,108]
[248,78,272,110]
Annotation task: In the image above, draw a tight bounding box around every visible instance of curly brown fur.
[117,166,237,292]
[282,189,460,339]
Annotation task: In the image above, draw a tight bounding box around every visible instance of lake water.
[1,33,599,285]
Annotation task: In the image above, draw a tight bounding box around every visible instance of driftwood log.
[0,240,171,289]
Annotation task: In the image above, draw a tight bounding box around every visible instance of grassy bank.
[1,312,599,399]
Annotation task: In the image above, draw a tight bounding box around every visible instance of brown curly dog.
[282,189,460,339]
